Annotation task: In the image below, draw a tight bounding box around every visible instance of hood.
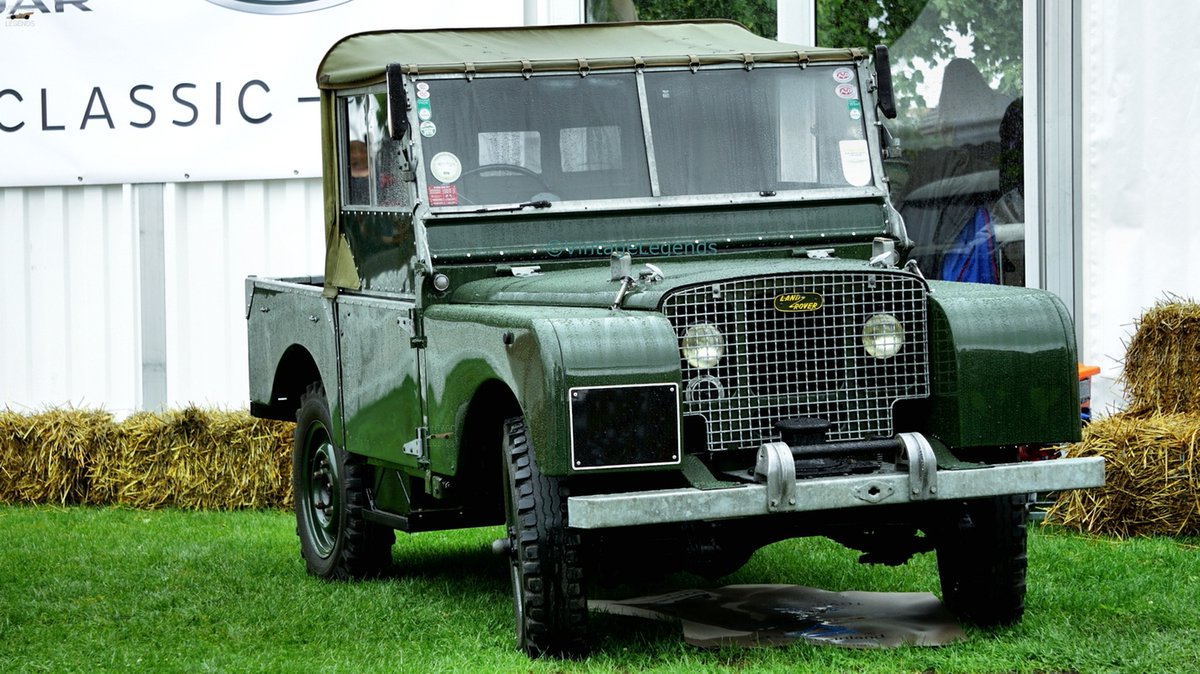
[449,256,891,310]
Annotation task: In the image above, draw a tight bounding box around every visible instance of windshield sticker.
[848,99,862,120]
[416,97,432,121]
[419,121,438,138]
[415,81,430,93]
[427,184,458,207]
[416,89,430,100]
[832,67,855,83]
[839,139,871,187]
[429,152,462,183]
[835,84,858,100]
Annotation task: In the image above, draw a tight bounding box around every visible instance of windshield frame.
[406,62,889,221]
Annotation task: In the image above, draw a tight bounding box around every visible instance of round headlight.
[862,313,905,359]
[681,323,724,369]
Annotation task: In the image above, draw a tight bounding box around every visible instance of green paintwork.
[426,201,888,263]
[924,281,1082,449]
[422,303,679,476]
[449,255,893,311]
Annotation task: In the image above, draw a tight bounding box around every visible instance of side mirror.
[873,45,897,119]
[386,63,409,140]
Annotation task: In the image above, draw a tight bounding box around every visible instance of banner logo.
[205,0,352,14]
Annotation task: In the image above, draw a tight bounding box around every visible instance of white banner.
[0,0,523,186]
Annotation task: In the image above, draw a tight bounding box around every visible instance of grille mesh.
[661,272,930,451]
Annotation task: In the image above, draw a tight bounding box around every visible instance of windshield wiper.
[472,199,553,214]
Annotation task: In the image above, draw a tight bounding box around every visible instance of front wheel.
[293,383,394,580]
[934,494,1029,627]
[501,417,588,657]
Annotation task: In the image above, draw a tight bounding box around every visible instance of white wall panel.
[0,185,139,412]
[1080,1,1200,415]
[163,179,324,410]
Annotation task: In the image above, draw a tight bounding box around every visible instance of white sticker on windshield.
[833,67,855,83]
[429,151,462,184]
[839,140,871,187]
[419,121,437,138]
[835,84,858,99]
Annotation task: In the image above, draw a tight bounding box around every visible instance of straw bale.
[2,407,293,509]
[94,407,294,510]
[0,409,118,505]
[1045,412,1200,538]
[1122,298,1200,416]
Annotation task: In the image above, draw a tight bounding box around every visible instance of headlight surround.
[681,323,724,369]
[862,313,905,359]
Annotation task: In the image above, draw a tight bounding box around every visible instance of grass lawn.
[1,505,1197,673]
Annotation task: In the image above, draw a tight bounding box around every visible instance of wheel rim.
[302,422,340,558]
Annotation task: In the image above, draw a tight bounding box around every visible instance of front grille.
[661,271,930,451]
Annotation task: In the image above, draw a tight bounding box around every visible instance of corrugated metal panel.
[1,179,323,414]
[163,179,325,409]
[0,184,140,412]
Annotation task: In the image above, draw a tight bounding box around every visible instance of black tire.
[501,417,588,658]
[293,383,394,580]
[935,494,1029,628]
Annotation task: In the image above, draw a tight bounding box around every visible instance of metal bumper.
[567,434,1104,529]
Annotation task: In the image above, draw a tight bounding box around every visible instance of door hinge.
[403,426,428,457]
[410,335,427,349]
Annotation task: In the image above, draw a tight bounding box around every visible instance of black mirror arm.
[873,45,898,120]
[386,63,410,140]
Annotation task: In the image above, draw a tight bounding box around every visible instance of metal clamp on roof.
[742,52,755,70]
[520,59,532,79]
[633,56,645,72]
[464,62,476,82]
[578,58,590,77]
[794,51,810,69]
[688,54,700,73]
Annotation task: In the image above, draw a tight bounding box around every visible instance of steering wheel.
[457,163,556,204]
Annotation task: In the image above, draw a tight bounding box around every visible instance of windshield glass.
[419,73,650,207]
[418,64,874,210]
[645,67,872,195]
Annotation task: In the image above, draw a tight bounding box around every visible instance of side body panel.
[245,277,342,437]
[336,292,423,466]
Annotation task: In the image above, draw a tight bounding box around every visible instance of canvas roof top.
[317,20,865,89]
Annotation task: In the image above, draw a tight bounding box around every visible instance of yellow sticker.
[773,292,824,313]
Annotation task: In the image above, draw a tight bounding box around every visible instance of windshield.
[418,64,874,209]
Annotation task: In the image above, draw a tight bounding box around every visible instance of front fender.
[423,305,679,476]
[925,281,1081,448]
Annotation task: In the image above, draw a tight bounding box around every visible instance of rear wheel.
[935,494,1029,627]
[501,417,588,657]
[293,383,394,580]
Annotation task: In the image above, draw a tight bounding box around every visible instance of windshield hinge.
[410,335,427,349]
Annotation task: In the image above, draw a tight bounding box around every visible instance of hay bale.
[1045,413,1200,537]
[2,407,293,509]
[0,409,118,505]
[93,407,294,510]
[1122,298,1200,416]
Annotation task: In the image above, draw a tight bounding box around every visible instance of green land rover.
[246,21,1104,657]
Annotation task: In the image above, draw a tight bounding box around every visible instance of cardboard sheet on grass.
[591,584,965,648]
